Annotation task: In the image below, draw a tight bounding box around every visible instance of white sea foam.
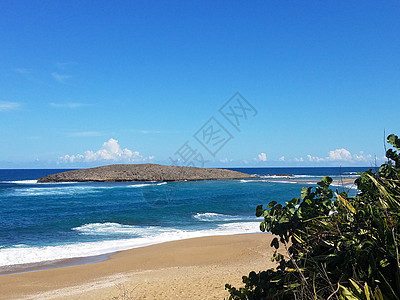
[239,179,269,183]
[1,180,80,185]
[13,186,104,197]
[72,223,165,236]
[193,212,244,222]
[0,221,260,267]
[341,175,360,178]
[268,180,302,184]
[343,172,359,175]
[9,181,168,196]
[330,183,358,190]
[259,175,294,179]
[240,179,301,184]
[259,175,314,179]
[1,180,38,184]
[128,182,167,188]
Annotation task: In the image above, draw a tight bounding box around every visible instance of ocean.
[0,167,368,273]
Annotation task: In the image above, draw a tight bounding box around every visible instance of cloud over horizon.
[0,101,20,111]
[257,152,267,161]
[307,148,373,163]
[60,138,154,163]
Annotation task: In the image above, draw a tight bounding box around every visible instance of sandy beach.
[0,233,276,300]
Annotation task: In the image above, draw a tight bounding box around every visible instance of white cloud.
[52,72,71,83]
[0,101,20,111]
[306,148,373,163]
[294,157,304,162]
[307,154,325,162]
[279,156,285,161]
[60,138,153,163]
[328,148,352,161]
[50,102,85,109]
[353,151,373,162]
[258,152,267,161]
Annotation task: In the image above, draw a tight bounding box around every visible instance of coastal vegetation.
[226,134,400,299]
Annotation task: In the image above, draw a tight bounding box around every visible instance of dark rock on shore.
[37,164,256,183]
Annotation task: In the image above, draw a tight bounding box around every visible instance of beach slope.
[0,234,275,300]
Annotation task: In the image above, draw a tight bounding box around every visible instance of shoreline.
[0,253,113,276]
[0,221,261,273]
[0,233,275,300]
[0,231,263,276]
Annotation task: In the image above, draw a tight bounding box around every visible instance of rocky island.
[37,164,255,183]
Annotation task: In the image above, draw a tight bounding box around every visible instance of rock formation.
[37,164,255,183]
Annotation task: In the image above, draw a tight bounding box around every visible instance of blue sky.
[0,1,399,168]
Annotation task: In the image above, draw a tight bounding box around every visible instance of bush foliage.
[226,134,400,300]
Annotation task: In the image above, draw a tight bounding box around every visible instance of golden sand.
[0,233,276,300]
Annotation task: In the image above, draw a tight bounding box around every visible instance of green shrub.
[226,134,400,300]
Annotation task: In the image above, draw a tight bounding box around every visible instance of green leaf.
[289,206,295,214]
[270,237,279,249]
[336,193,356,214]
[379,258,390,268]
[339,284,362,300]
[317,176,333,189]
[349,279,362,295]
[260,221,266,232]
[374,286,384,300]
[301,187,310,200]
[284,283,301,288]
[256,205,263,217]
[387,134,400,149]
[364,283,371,300]
[289,197,300,206]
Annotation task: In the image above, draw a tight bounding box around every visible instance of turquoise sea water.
[0,167,368,270]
